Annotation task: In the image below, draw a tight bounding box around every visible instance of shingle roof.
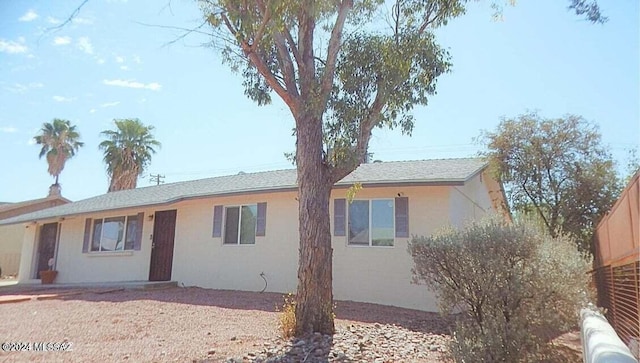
[0,158,486,225]
[0,196,70,214]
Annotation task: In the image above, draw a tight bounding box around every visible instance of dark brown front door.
[35,223,58,279]
[149,210,177,281]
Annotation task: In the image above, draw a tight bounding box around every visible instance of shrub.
[409,217,592,362]
[277,293,297,338]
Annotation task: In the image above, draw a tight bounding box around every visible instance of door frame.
[148,209,177,281]
[32,222,61,279]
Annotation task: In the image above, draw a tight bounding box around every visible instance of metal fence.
[593,260,640,358]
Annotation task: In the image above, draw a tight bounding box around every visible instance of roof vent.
[238,171,246,175]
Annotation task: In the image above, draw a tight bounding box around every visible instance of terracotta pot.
[40,270,58,284]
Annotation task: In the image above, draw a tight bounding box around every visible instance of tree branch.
[218,13,299,113]
[297,0,317,98]
[521,180,552,233]
[44,0,90,33]
[283,28,302,71]
[417,2,448,35]
[134,20,214,47]
[274,32,300,97]
[319,0,353,106]
[252,0,271,50]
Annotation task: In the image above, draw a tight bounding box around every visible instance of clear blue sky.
[0,0,638,203]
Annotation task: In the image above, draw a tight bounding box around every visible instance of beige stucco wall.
[18,224,36,283]
[449,172,494,228]
[172,192,300,294]
[18,208,155,283]
[17,176,500,311]
[173,185,453,311]
[0,224,25,276]
[331,185,451,311]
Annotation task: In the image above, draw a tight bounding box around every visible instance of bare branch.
[44,0,90,33]
[134,20,213,47]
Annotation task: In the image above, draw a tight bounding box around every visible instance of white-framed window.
[348,199,395,247]
[91,215,140,252]
[223,205,258,245]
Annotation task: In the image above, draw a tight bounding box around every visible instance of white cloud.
[120,65,129,71]
[73,17,93,25]
[132,55,142,64]
[52,95,75,102]
[47,16,61,25]
[53,36,71,46]
[0,126,18,133]
[115,56,125,63]
[5,84,27,93]
[89,108,96,114]
[19,10,39,22]
[4,82,42,94]
[27,138,36,145]
[103,79,162,91]
[101,101,120,108]
[77,37,93,54]
[97,58,105,65]
[0,38,28,54]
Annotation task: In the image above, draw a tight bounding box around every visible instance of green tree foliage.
[33,118,84,186]
[624,147,639,183]
[197,0,606,335]
[409,218,593,362]
[481,112,621,254]
[99,118,161,192]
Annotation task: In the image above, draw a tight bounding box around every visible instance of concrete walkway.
[0,280,177,304]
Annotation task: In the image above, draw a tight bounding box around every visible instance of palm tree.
[34,118,84,186]
[99,118,161,192]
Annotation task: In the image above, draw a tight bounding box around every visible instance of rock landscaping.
[232,322,450,362]
[0,286,451,362]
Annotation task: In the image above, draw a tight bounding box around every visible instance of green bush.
[409,218,592,362]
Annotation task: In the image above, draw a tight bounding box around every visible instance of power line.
[149,174,165,186]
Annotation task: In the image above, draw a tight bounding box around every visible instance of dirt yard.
[0,286,453,362]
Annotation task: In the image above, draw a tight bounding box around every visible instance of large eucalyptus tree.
[197,0,606,335]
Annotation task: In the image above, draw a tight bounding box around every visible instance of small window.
[224,205,257,245]
[91,215,139,252]
[348,199,394,247]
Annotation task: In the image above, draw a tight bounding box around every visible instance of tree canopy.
[481,112,621,253]
[99,118,161,192]
[33,118,84,186]
[196,0,608,335]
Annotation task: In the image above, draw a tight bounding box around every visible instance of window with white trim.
[90,215,140,252]
[224,205,257,245]
[348,199,395,246]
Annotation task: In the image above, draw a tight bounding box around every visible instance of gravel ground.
[0,287,452,363]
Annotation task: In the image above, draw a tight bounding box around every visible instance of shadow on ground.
[0,285,452,335]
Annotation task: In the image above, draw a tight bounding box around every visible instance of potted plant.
[40,258,57,284]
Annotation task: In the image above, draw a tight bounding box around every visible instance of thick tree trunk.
[294,112,335,336]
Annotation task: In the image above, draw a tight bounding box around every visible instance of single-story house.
[0,185,70,277]
[0,158,508,311]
